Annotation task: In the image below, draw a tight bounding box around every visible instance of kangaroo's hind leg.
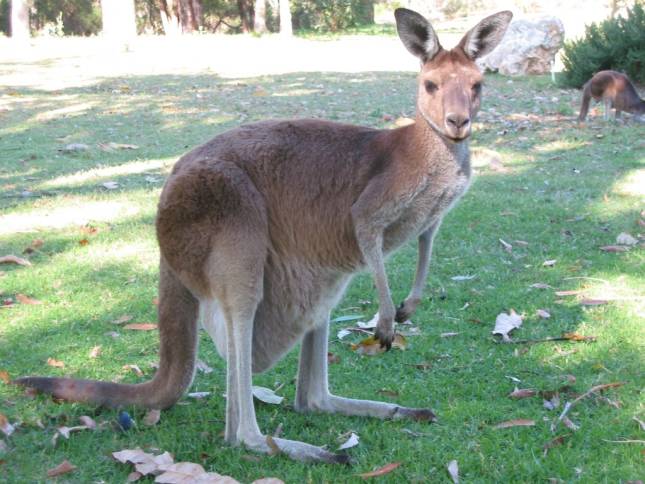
[295,315,437,422]
[192,162,348,464]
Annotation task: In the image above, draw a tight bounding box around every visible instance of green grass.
[0,58,644,483]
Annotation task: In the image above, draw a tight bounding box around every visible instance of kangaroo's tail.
[15,261,198,409]
[578,81,592,122]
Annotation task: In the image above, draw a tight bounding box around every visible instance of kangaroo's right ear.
[394,8,441,62]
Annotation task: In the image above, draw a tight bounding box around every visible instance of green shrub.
[561,2,645,88]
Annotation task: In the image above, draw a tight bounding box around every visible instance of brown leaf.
[89,345,102,358]
[392,333,407,350]
[352,336,384,356]
[113,314,134,325]
[358,462,401,478]
[79,416,97,429]
[579,299,608,306]
[599,245,630,252]
[562,332,596,342]
[47,357,65,368]
[493,419,535,429]
[543,434,569,455]
[0,370,10,384]
[79,238,89,246]
[508,388,537,399]
[123,364,144,377]
[536,309,551,319]
[16,293,42,305]
[555,290,581,296]
[123,323,157,331]
[0,255,32,266]
[47,460,76,477]
[143,409,161,426]
[127,471,143,482]
[377,389,399,397]
[0,413,15,436]
[23,239,44,254]
[327,352,340,364]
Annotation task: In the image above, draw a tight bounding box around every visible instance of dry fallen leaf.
[0,413,15,436]
[492,310,523,342]
[530,283,552,289]
[599,245,630,252]
[327,352,340,364]
[123,323,157,331]
[493,419,535,429]
[113,314,134,325]
[555,290,581,296]
[102,181,120,190]
[0,370,10,384]
[358,462,401,478]
[338,432,360,450]
[543,259,557,267]
[252,386,284,405]
[0,255,31,266]
[447,459,459,484]
[352,336,384,355]
[616,232,638,246]
[16,293,42,305]
[89,345,102,358]
[508,388,537,399]
[562,332,596,342]
[499,239,513,253]
[112,448,174,477]
[536,309,551,319]
[99,142,139,151]
[543,434,569,456]
[451,274,476,281]
[440,332,460,338]
[579,299,608,306]
[47,460,77,477]
[143,409,161,426]
[47,357,65,368]
[196,359,213,374]
[123,364,144,377]
[79,416,97,429]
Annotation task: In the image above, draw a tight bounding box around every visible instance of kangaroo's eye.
[425,80,438,93]
[472,82,482,94]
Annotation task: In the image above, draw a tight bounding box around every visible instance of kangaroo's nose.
[445,114,470,129]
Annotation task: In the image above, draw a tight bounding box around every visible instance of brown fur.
[17,9,512,463]
[578,70,645,121]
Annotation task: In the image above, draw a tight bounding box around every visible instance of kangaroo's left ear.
[458,11,513,60]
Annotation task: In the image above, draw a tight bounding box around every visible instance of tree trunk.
[179,0,203,32]
[159,0,181,35]
[237,0,254,33]
[279,0,292,36]
[101,0,137,41]
[10,0,30,40]
[253,0,267,33]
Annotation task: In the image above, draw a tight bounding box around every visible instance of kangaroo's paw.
[374,317,395,350]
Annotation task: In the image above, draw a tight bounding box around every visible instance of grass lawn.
[0,37,643,483]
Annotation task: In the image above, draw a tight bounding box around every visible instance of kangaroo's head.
[395,8,512,142]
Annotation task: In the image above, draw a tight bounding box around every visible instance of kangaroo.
[16,9,512,463]
[578,70,645,122]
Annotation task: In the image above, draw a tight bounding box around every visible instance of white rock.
[478,16,565,76]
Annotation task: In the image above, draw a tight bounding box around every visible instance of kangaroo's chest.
[384,158,471,252]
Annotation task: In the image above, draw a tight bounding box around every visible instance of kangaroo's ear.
[394,8,441,62]
[458,11,513,60]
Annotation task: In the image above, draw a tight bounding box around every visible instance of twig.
[552,382,625,432]
[602,439,645,444]
[497,335,595,345]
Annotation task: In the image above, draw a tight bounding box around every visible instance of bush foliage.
[561,2,645,88]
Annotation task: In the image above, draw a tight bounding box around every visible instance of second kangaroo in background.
[578,70,645,122]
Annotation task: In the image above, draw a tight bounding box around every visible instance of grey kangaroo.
[17,9,512,463]
[578,70,645,122]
